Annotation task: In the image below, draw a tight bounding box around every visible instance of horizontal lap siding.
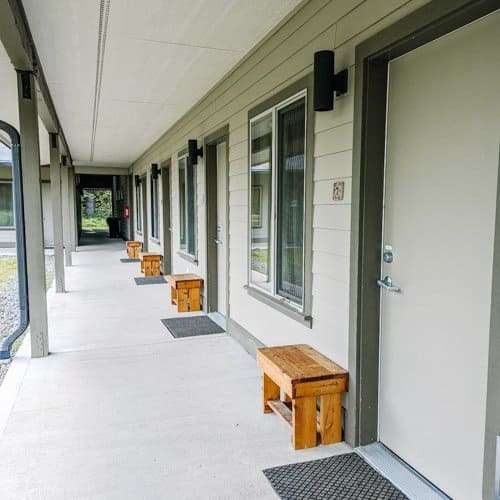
[131,0,431,368]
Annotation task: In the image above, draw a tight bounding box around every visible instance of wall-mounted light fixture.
[151,163,161,179]
[61,155,67,166]
[188,139,203,165]
[134,175,141,187]
[313,50,348,112]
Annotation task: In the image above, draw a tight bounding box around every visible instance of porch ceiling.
[21,0,303,168]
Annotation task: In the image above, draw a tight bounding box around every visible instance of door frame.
[204,125,230,316]
[347,0,500,496]
[140,174,148,252]
[161,159,172,275]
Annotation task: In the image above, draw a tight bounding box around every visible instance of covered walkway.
[0,241,349,499]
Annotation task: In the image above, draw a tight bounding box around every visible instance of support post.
[17,70,49,358]
[61,165,72,266]
[49,133,65,292]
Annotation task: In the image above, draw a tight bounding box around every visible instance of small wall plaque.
[333,180,345,201]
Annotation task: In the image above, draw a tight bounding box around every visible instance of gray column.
[17,70,49,358]
[49,133,65,292]
[61,164,72,266]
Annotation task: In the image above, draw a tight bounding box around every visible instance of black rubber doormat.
[134,276,167,285]
[263,453,408,500]
[120,258,140,263]
[161,316,225,338]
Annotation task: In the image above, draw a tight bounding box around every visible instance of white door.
[216,141,227,316]
[379,12,500,499]
[41,182,54,247]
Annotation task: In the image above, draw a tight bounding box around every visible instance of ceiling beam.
[74,165,129,176]
[0,0,73,163]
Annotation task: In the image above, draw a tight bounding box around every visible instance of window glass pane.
[276,97,306,304]
[178,158,186,249]
[136,183,142,231]
[0,182,14,227]
[186,159,197,255]
[0,151,19,345]
[250,113,272,292]
[151,176,159,239]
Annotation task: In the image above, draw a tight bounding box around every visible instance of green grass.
[82,216,108,230]
[0,257,16,290]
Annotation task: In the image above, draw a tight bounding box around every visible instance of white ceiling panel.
[21,0,302,167]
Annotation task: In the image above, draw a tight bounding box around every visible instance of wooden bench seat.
[257,344,348,450]
[126,240,142,259]
[166,274,203,312]
[139,252,162,277]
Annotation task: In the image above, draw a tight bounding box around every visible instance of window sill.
[177,251,198,265]
[245,285,312,329]
[0,227,15,231]
[150,237,161,244]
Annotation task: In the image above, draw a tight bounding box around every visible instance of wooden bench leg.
[151,259,160,276]
[262,373,280,413]
[320,393,342,445]
[292,397,317,449]
[188,287,200,311]
[177,289,189,312]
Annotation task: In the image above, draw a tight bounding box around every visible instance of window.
[249,91,307,309]
[178,155,197,256]
[0,181,14,227]
[0,122,29,361]
[135,180,142,232]
[150,173,159,239]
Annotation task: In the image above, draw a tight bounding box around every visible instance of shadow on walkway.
[78,229,122,248]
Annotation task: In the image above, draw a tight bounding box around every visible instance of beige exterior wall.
[131,0,430,367]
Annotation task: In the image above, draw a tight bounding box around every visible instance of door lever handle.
[377,275,401,293]
[214,239,223,245]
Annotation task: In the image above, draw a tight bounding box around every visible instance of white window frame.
[247,89,308,312]
[0,180,15,229]
[178,154,197,258]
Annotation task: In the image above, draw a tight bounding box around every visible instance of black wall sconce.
[151,163,161,179]
[188,139,203,165]
[134,175,141,187]
[313,50,348,112]
[61,155,67,166]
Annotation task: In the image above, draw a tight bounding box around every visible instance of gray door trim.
[161,159,172,275]
[348,1,500,497]
[204,125,229,316]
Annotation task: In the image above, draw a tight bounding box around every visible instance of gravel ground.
[0,253,54,385]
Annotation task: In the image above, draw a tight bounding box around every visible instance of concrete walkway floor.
[0,235,350,499]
